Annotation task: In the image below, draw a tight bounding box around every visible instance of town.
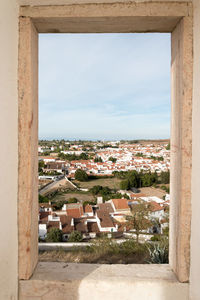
[38,139,170,248]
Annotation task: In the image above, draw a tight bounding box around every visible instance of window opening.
[38,33,170,264]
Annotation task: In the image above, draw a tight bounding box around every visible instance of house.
[62,203,84,218]
[84,204,93,217]
[38,211,50,240]
[148,201,165,220]
[47,221,61,232]
[98,202,114,214]
[87,221,100,238]
[60,215,74,241]
[45,161,66,173]
[110,198,131,215]
[39,203,52,213]
[74,218,88,234]
[96,211,117,233]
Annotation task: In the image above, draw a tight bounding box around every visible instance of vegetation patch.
[39,238,169,264]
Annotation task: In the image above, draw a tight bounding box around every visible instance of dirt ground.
[73,177,121,190]
[38,179,52,189]
[138,139,170,145]
[139,187,167,198]
[53,192,95,203]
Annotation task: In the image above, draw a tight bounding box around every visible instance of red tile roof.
[112,198,129,210]
[97,211,114,228]
[74,218,87,233]
[148,201,164,212]
[47,221,60,231]
[99,203,114,213]
[87,222,100,233]
[84,204,93,213]
[66,203,84,218]
[60,215,74,233]
[39,211,50,224]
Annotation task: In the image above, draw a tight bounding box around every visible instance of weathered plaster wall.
[0,1,19,300]
[190,0,200,299]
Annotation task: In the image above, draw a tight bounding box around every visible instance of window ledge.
[19,262,189,300]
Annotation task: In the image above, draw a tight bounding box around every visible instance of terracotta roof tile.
[112,198,129,210]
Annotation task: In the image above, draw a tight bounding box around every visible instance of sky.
[39,33,171,141]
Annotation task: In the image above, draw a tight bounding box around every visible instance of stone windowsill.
[19,262,189,300]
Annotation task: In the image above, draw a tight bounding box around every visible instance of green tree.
[126,202,151,243]
[141,173,152,187]
[67,197,78,203]
[120,179,130,190]
[80,153,89,160]
[38,160,45,172]
[101,186,110,195]
[68,231,83,242]
[94,157,103,163]
[90,185,102,195]
[83,200,97,206]
[166,143,170,150]
[127,170,139,188]
[46,228,62,242]
[53,200,66,210]
[108,156,117,163]
[160,171,170,184]
[75,169,88,181]
[39,194,49,203]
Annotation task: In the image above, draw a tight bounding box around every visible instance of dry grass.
[39,239,149,264]
[52,192,95,203]
[73,177,121,190]
[139,187,167,198]
[39,250,148,264]
[38,179,52,189]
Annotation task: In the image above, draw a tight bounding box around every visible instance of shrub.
[163,226,169,236]
[46,228,62,242]
[83,200,96,206]
[67,197,78,203]
[161,185,167,191]
[147,239,169,264]
[75,169,88,181]
[150,234,162,242]
[120,179,130,190]
[53,200,66,210]
[68,231,83,242]
[39,194,49,203]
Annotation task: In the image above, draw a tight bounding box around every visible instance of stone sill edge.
[22,262,189,284]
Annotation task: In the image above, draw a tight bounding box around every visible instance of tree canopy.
[114,170,169,189]
[126,202,151,243]
[46,228,62,242]
[75,169,88,181]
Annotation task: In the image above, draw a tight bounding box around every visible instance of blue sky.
[39,33,171,140]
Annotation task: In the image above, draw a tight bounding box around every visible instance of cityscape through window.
[38,33,170,264]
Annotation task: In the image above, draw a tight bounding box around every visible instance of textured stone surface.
[19,2,192,33]
[190,0,200,299]
[170,16,193,283]
[18,0,193,287]
[18,0,191,5]
[19,262,189,300]
[18,17,38,280]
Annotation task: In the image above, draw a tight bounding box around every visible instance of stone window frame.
[18,1,193,284]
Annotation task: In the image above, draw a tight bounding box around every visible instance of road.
[39,178,69,196]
